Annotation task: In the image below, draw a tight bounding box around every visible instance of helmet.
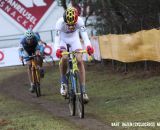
[25,29,34,40]
[63,7,78,25]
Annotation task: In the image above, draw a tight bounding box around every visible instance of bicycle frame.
[29,55,41,97]
[62,50,86,74]
[22,55,41,97]
[62,50,87,94]
[31,58,40,84]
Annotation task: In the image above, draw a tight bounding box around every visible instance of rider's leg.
[59,45,68,83]
[76,53,89,103]
[71,35,89,102]
[58,42,68,96]
[36,55,44,77]
[76,53,85,87]
[35,50,44,78]
[59,53,68,96]
[26,60,35,92]
[60,54,68,82]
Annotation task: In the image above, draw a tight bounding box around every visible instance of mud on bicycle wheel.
[75,71,84,118]
[35,83,41,97]
[67,73,76,116]
[68,89,76,116]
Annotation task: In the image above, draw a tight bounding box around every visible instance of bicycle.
[22,55,41,97]
[60,44,89,118]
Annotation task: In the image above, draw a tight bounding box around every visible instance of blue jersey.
[35,32,41,41]
[19,36,40,56]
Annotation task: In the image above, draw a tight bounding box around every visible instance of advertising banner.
[0,0,55,30]
[0,47,21,67]
[99,29,160,62]
[0,43,56,68]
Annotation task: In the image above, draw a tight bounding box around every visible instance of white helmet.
[25,29,34,40]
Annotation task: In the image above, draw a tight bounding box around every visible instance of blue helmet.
[25,29,34,40]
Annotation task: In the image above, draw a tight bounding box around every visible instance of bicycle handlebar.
[28,55,37,58]
[21,55,40,66]
[62,50,87,55]
[61,50,93,61]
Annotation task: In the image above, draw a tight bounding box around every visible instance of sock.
[30,82,34,86]
[61,75,67,84]
[81,85,86,93]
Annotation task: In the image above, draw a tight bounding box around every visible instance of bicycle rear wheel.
[75,72,84,118]
[68,74,76,116]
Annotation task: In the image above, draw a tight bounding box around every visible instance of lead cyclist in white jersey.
[55,7,94,103]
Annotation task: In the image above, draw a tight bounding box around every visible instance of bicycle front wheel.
[68,73,76,116]
[35,83,41,97]
[35,69,41,97]
[75,71,84,118]
[68,89,76,116]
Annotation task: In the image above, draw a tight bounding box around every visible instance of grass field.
[42,63,160,130]
[1,63,160,130]
[84,64,160,130]
[0,67,81,130]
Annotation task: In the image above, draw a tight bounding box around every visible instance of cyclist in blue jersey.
[18,29,45,93]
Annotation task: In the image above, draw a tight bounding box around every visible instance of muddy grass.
[0,65,114,130]
[1,63,160,130]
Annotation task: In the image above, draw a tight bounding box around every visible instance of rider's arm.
[18,46,23,57]
[35,44,40,50]
[54,18,63,50]
[80,27,91,47]
[35,32,47,46]
[35,32,41,41]
[18,42,24,61]
[54,30,61,50]
[18,37,24,57]
[35,44,42,56]
[78,17,91,47]
[34,34,45,55]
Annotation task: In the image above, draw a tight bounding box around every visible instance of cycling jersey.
[34,32,45,54]
[55,16,91,51]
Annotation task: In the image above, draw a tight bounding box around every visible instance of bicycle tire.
[68,73,76,116]
[75,71,84,118]
[34,68,41,97]
[35,83,41,97]
[68,89,76,116]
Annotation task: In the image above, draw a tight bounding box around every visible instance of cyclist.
[55,7,94,103]
[18,29,44,93]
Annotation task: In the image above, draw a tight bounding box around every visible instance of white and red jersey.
[54,16,91,51]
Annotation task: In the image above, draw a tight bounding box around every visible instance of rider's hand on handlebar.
[43,42,47,46]
[86,45,94,55]
[19,56,23,62]
[56,49,62,58]
[36,50,41,56]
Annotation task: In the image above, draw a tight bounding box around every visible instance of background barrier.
[99,29,160,62]
[0,43,56,67]
[2,28,160,67]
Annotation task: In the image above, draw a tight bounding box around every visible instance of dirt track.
[0,72,114,130]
